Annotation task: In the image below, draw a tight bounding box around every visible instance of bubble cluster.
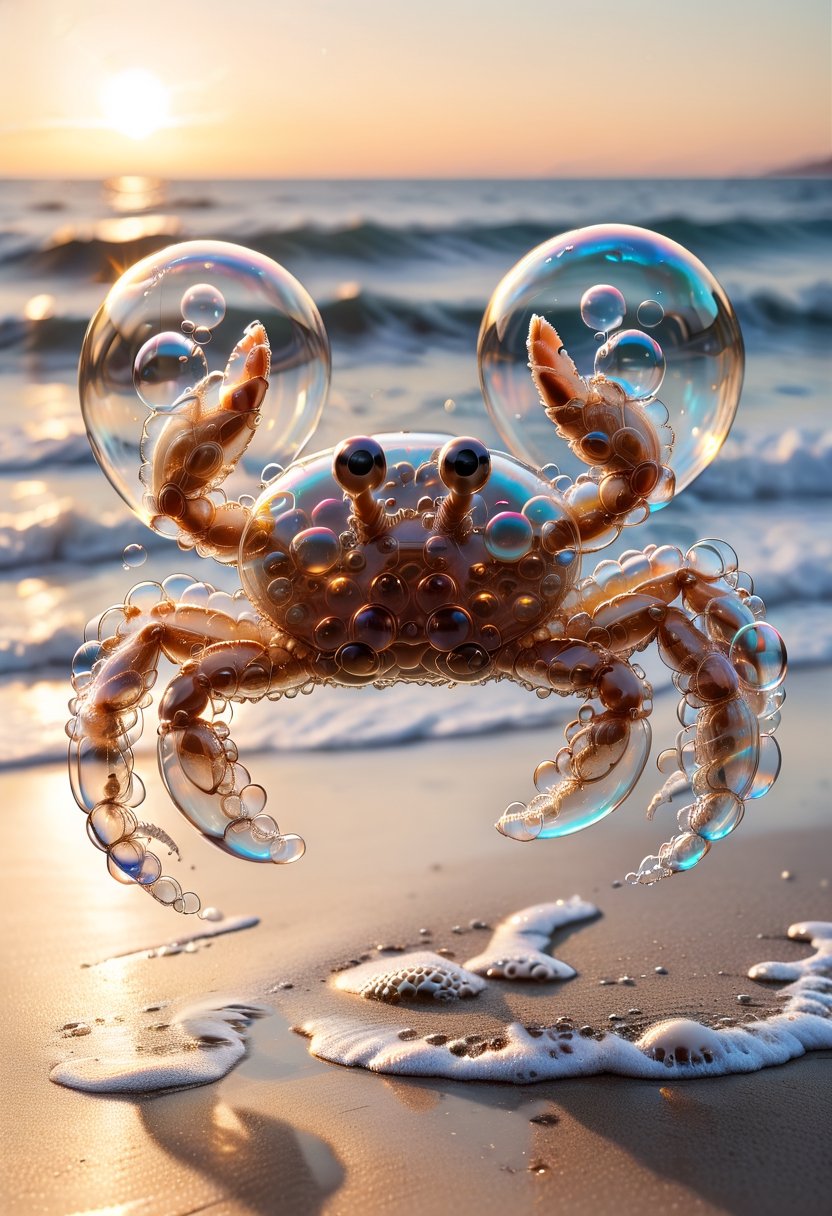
[479,223,743,499]
[79,240,330,524]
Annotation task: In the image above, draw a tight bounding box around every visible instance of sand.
[2,666,830,1215]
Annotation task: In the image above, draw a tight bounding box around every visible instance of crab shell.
[238,433,582,685]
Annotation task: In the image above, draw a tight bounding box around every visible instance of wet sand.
[2,666,830,1215]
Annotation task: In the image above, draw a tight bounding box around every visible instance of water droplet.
[133,332,207,410]
[180,282,226,329]
[122,543,147,569]
[637,299,664,327]
[580,284,626,333]
[595,329,665,400]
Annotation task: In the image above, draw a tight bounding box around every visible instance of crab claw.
[220,321,271,412]
[527,314,588,409]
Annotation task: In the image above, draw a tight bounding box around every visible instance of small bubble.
[193,325,212,345]
[780,870,793,880]
[122,543,147,570]
[595,329,665,400]
[637,299,664,327]
[133,331,207,410]
[443,398,456,413]
[580,283,626,333]
[180,282,226,330]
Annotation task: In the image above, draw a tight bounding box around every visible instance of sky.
[0,0,829,178]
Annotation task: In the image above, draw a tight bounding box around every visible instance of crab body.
[239,435,580,686]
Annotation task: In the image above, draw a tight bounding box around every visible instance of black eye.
[438,437,491,493]
[333,436,387,494]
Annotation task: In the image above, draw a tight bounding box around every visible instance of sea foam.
[298,911,832,1084]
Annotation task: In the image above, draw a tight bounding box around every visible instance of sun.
[100,69,170,140]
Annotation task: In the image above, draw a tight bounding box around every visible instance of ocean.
[0,176,829,768]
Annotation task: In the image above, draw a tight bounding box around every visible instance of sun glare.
[100,70,170,140]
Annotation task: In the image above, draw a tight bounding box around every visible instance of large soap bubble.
[79,240,330,526]
[478,224,743,505]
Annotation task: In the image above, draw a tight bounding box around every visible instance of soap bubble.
[122,543,147,570]
[478,224,744,504]
[580,284,625,333]
[594,329,665,400]
[180,282,226,330]
[133,331,207,409]
[637,299,664,328]
[79,240,330,527]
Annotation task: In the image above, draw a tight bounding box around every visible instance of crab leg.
[68,589,312,913]
[157,634,311,866]
[496,639,653,841]
[497,540,786,883]
[141,322,270,563]
[528,315,674,545]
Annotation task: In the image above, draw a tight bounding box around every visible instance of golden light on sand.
[100,69,170,140]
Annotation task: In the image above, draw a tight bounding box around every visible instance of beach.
[2,664,830,1215]
[1,175,830,1214]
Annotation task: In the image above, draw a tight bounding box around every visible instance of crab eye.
[333,437,387,494]
[438,437,491,493]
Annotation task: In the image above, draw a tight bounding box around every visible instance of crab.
[68,309,787,914]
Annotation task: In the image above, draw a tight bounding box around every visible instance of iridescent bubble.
[122,542,147,569]
[594,329,665,400]
[580,284,625,333]
[180,282,226,330]
[483,512,534,562]
[79,240,330,526]
[479,224,744,502]
[133,332,207,410]
[637,299,664,327]
[729,621,787,692]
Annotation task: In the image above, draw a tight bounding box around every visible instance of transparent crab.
[68,232,787,914]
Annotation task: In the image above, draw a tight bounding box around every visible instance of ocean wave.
[693,429,832,500]
[3,213,831,278]
[2,279,829,367]
[0,497,152,573]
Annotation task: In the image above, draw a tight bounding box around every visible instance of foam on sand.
[299,914,832,1083]
[50,1000,269,1094]
[334,952,486,1003]
[463,897,598,981]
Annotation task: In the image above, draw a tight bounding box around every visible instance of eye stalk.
[332,436,387,539]
[436,437,491,535]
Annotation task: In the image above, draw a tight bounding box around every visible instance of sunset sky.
[0,0,829,178]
